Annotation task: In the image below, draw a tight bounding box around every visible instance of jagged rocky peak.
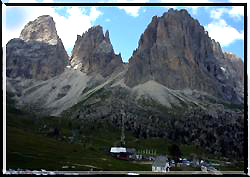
[105,30,111,43]
[20,15,59,45]
[224,52,242,61]
[211,39,224,59]
[223,52,244,83]
[125,8,244,104]
[70,25,123,77]
[6,15,69,80]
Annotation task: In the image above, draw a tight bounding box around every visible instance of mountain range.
[6,9,244,160]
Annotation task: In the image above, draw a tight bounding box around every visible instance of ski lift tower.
[120,107,126,147]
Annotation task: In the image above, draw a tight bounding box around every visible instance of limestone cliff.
[6,15,69,80]
[124,9,244,104]
[70,25,124,77]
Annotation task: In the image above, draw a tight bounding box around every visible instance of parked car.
[170,160,175,167]
[182,160,191,166]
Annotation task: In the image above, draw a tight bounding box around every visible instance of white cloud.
[205,19,243,47]
[207,1,245,21]
[54,6,103,50]
[208,1,245,21]
[228,0,246,20]
[4,0,103,53]
[228,6,244,20]
[210,8,228,19]
[118,6,141,17]
[89,6,103,21]
[108,0,149,17]
[105,18,111,22]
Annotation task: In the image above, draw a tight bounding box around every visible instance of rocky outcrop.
[222,52,244,102]
[20,15,59,45]
[124,8,244,104]
[70,25,124,77]
[6,15,69,80]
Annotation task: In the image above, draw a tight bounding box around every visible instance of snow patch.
[73,64,79,70]
[220,67,226,72]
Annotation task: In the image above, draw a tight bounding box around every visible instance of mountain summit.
[20,15,59,45]
[70,25,124,77]
[6,15,69,80]
[124,8,244,104]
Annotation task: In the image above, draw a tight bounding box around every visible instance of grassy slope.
[6,107,152,171]
[6,107,205,171]
[7,126,152,171]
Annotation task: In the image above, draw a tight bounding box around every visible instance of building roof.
[152,156,168,167]
[126,148,136,154]
[110,147,126,153]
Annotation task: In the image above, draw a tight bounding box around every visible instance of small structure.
[110,147,129,160]
[135,154,143,160]
[182,158,191,166]
[170,160,175,167]
[126,148,136,159]
[152,156,170,172]
[110,147,126,154]
[201,165,207,172]
[110,147,137,160]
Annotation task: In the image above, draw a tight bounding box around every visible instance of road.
[4,170,246,175]
[42,170,245,175]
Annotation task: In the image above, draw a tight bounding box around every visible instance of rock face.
[6,15,69,80]
[222,52,244,102]
[124,9,244,104]
[20,15,59,45]
[70,25,124,77]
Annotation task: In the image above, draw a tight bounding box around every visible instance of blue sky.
[3,0,246,64]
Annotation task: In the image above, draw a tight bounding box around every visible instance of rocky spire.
[7,15,69,80]
[105,30,111,43]
[70,25,123,77]
[20,15,59,45]
[211,39,224,59]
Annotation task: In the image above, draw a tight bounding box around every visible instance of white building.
[152,156,170,172]
[110,147,126,153]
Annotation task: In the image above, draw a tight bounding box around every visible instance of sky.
[2,0,246,65]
